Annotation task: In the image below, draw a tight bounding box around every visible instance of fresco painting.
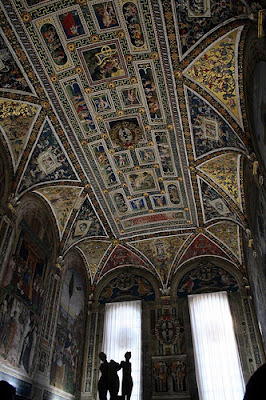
[126,170,157,193]
[91,142,118,187]
[113,151,133,168]
[151,195,167,208]
[35,186,82,234]
[122,211,185,229]
[187,88,245,158]
[139,64,163,121]
[80,42,127,85]
[77,240,111,280]
[136,147,156,165]
[112,191,128,214]
[58,10,85,39]
[207,222,240,259]
[131,235,189,283]
[99,272,155,303]
[0,100,39,165]
[40,22,68,67]
[177,263,239,297]
[120,87,142,108]
[174,0,246,56]
[178,234,230,267]
[67,198,106,246]
[108,117,144,147]
[0,291,39,375]
[92,2,119,30]
[152,358,187,393]
[129,197,147,212]
[198,153,241,206]
[90,92,112,114]
[154,132,176,176]
[50,267,85,395]
[19,120,77,193]
[0,33,31,93]
[2,235,47,315]
[65,81,96,132]
[185,29,241,121]
[122,1,147,50]
[167,183,182,206]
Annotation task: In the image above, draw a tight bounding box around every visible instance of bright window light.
[102,300,142,400]
[188,291,245,400]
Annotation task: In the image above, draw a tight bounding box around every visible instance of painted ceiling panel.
[0,0,254,271]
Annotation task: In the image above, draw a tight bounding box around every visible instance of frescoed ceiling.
[0,0,260,287]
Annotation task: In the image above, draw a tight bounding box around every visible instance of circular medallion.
[155,316,179,345]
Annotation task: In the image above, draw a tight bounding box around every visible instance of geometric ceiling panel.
[184,27,243,127]
[173,0,247,59]
[130,234,190,284]
[0,99,41,169]
[0,31,33,93]
[18,119,79,194]
[198,177,242,224]
[186,87,246,159]
[178,233,231,267]
[34,186,83,237]
[67,197,108,248]
[77,240,112,283]
[207,221,241,261]
[197,153,242,208]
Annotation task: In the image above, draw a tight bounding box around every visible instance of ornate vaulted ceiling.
[0,0,256,288]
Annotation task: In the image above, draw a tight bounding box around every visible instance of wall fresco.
[136,147,156,165]
[65,79,96,133]
[67,198,106,247]
[111,190,128,214]
[0,33,31,93]
[99,271,155,303]
[2,234,47,315]
[0,291,39,375]
[184,28,242,123]
[34,186,82,235]
[0,99,40,166]
[198,153,241,207]
[50,267,85,395]
[207,221,240,260]
[112,150,133,169]
[118,86,142,109]
[19,120,77,194]
[90,91,113,114]
[173,0,246,57]
[152,356,187,393]
[186,88,245,158]
[177,263,239,297]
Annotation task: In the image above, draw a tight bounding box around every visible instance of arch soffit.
[93,265,161,305]
[170,256,246,298]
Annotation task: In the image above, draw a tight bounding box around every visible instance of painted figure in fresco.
[59,11,85,39]
[41,23,67,66]
[120,351,133,400]
[122,2,144,47]
[93,2,119,29]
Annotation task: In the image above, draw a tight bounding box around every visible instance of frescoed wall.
[50,267,85,395]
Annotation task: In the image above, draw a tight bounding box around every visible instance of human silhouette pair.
[98,351,133,400]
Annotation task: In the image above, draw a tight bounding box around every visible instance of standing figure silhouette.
[120,351,133,400]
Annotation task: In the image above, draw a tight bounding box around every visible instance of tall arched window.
[102,300,142,400]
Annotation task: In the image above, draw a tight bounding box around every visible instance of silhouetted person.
[243,363,266,399]
[120,351,133,400]
[109,359,121,400]
[98,352,109,400]
[0,381,16,400]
